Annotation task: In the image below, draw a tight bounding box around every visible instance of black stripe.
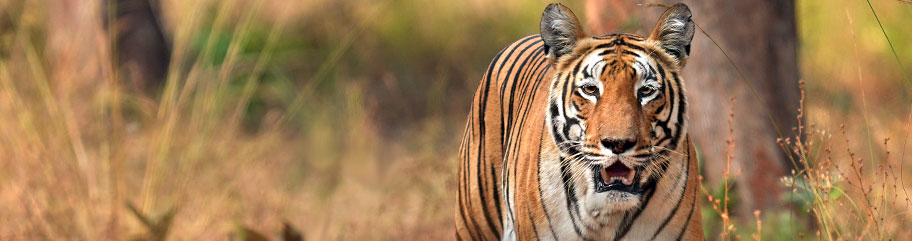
[614,184,655,240]
[507,44,544,142]
[503,39,543,146]
[476,36,530,237]
[614,163,663,240]
[459,112,481,240]
[669,72,685,150]
[599,50,615,56]
[527,201,541,239]
[573,60,583,75]
[560,158,591,241]
[500,36,540,141]
[514,68,546,240]
[461,84,482,240]
[658,65,676,149]
[607,59,618,68]
[675,183,698,241]
[581,63,592,79]
[497,36,545,238]
[506,41,545,234]
[621,50,641,58]
[551,73,562,90]
[619,42,646,52]
[512,53,548,140]
[524,58,553,237]
[550,73,573,144]
[594,42,617,49]
[653,141,692,240]
[490,164,502,225]
[549,104,566,144]
[650,170,687,239]
[493,36,539,236]
[656,62,666,80]
[561,73,573,105]
[511,48,547,143]
[654,100,666,115]
[477,53,497,236]
[561,77,576,139]
[532,64,560,241]
[504,40,548,239]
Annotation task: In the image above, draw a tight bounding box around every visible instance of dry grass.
[699,97,741,240]
[0,0,460,239]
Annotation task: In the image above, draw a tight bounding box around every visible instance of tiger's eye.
[582,85,598,95]
[638,87,655,98]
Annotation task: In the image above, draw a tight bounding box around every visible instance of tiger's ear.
[647,3,695,68]
[540,3,585,61]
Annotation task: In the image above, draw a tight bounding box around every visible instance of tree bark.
[103,0,171,94]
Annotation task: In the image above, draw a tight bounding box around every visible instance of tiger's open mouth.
[593,162,642,193]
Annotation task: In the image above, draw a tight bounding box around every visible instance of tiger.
[455,3,703,240]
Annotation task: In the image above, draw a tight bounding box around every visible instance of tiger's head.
[541,3,694,221]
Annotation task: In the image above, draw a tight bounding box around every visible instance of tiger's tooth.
[610,176,629,185]
[622,169,636,185]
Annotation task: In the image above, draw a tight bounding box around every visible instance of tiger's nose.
[600,138,636,154]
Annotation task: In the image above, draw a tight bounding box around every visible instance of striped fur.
[456,3,703,241]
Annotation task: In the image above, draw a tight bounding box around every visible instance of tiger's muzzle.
[592,161,646,194]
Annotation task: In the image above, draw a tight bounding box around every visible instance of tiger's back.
[455,35,552,240]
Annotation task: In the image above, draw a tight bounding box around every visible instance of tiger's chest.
[502,119,699,240]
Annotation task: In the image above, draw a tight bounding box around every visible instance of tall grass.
[1,0,301,239]
[0,0,498,239]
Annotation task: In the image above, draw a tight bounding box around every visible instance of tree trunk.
[103,0,171,94]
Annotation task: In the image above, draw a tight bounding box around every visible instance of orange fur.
[457,4,703,240]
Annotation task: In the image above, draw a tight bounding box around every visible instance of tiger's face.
[540,4,694,223]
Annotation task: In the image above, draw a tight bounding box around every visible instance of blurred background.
[0,0,910,240]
